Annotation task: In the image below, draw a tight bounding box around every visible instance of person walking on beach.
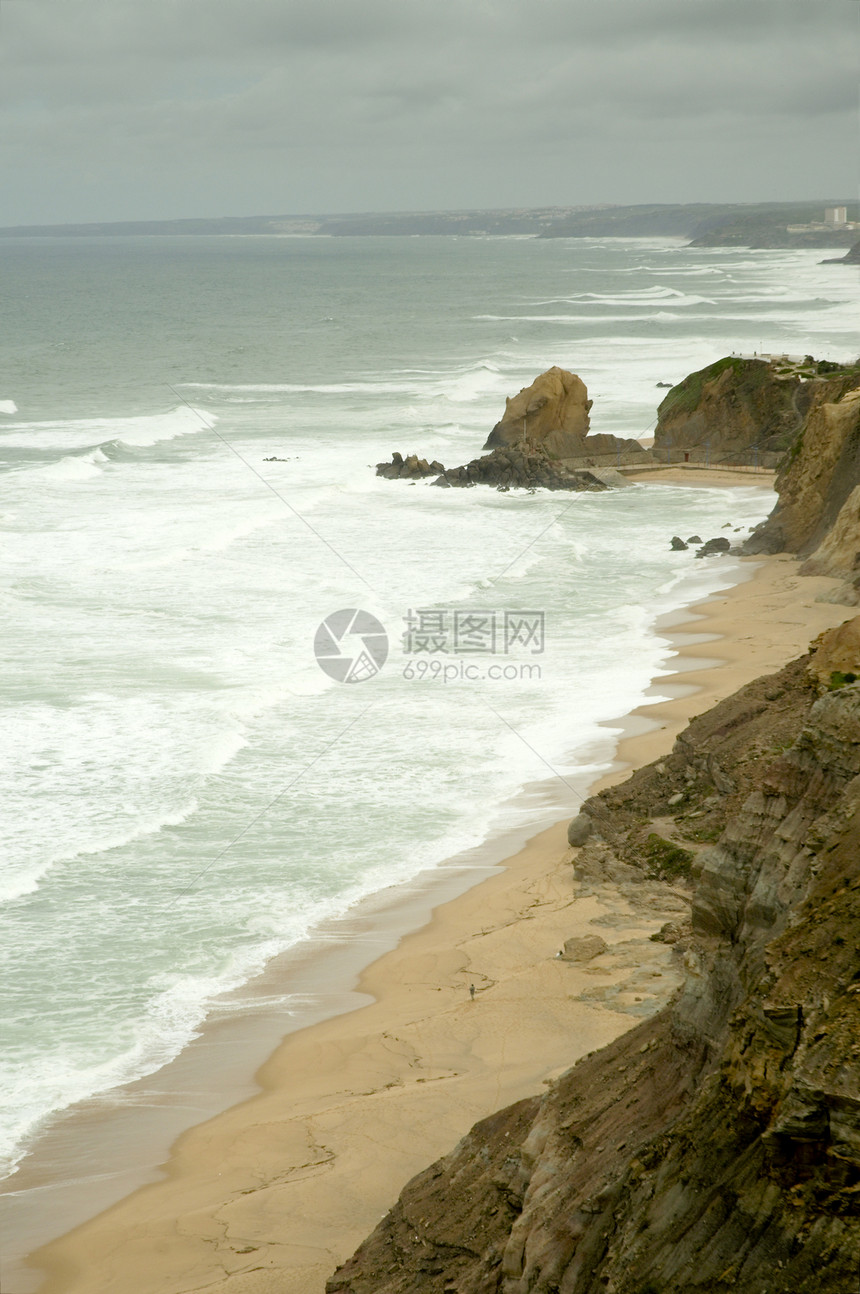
[469,983,476,1000]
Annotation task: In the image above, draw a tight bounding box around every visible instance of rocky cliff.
[328,628,860,1293]
[651,356,840,468]
[654,355,860,487]
[744,370,860,601]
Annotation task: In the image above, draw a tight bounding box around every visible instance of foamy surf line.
[0,405,215,453]
[0,470,772,1195]
[5,537,775,1293]
[30,559,860,1294]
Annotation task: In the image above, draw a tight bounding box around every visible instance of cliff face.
[328,635,860,1294]
[745,374,860,601]
[651,356,822,468]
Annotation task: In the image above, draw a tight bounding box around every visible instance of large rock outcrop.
[328,638,860,1294]
[376,447,634,493]
[484,367,592,455]
[483,368,652,467]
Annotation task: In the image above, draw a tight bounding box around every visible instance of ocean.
[0,233,856,1214]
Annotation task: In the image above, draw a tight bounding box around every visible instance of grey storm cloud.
[0,0,857,224]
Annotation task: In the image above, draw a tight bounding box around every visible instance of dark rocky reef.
[376,445,632,493]
[822,238,860,265]
[328,634,860,1293]
[433,444,603,492]
[694,536,732,558]
[375,452,446,480]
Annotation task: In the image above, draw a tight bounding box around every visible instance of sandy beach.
[18,492,857,1293]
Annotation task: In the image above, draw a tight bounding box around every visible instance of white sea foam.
[0,406,213,453]
[474,312,701,323]
[0,399,18,415]
[570,285,715,305]
[32,449,107,480]
[181,379,427,395]
[180,363,505,404]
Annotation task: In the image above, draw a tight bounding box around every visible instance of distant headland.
[2,201,858,249]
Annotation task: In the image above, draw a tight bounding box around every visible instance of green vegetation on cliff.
[653,355,860,471]
[653,356,805,468]
[656,356,748,419]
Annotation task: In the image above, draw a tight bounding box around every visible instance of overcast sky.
[1,0,858,226]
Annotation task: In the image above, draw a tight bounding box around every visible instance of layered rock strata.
[328,632,860,1294]
[744,370,860,602]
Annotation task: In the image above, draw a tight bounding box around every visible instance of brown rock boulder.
[483,366,592,458]
[376,453,445,480]
[808,615,860,690]
[560,934,608,962]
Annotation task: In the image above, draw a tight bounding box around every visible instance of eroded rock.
[567,813,594,847]
[483,366,592,457]
[695,536,731,557]
[560,934,608,962]
[376,453,445,480]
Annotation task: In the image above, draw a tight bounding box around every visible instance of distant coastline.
[1,200,858,248]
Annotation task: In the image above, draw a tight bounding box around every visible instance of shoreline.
[1,467,770,1282]
[16,543,856,1294]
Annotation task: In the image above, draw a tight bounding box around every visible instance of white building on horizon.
[786,206,858,234]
